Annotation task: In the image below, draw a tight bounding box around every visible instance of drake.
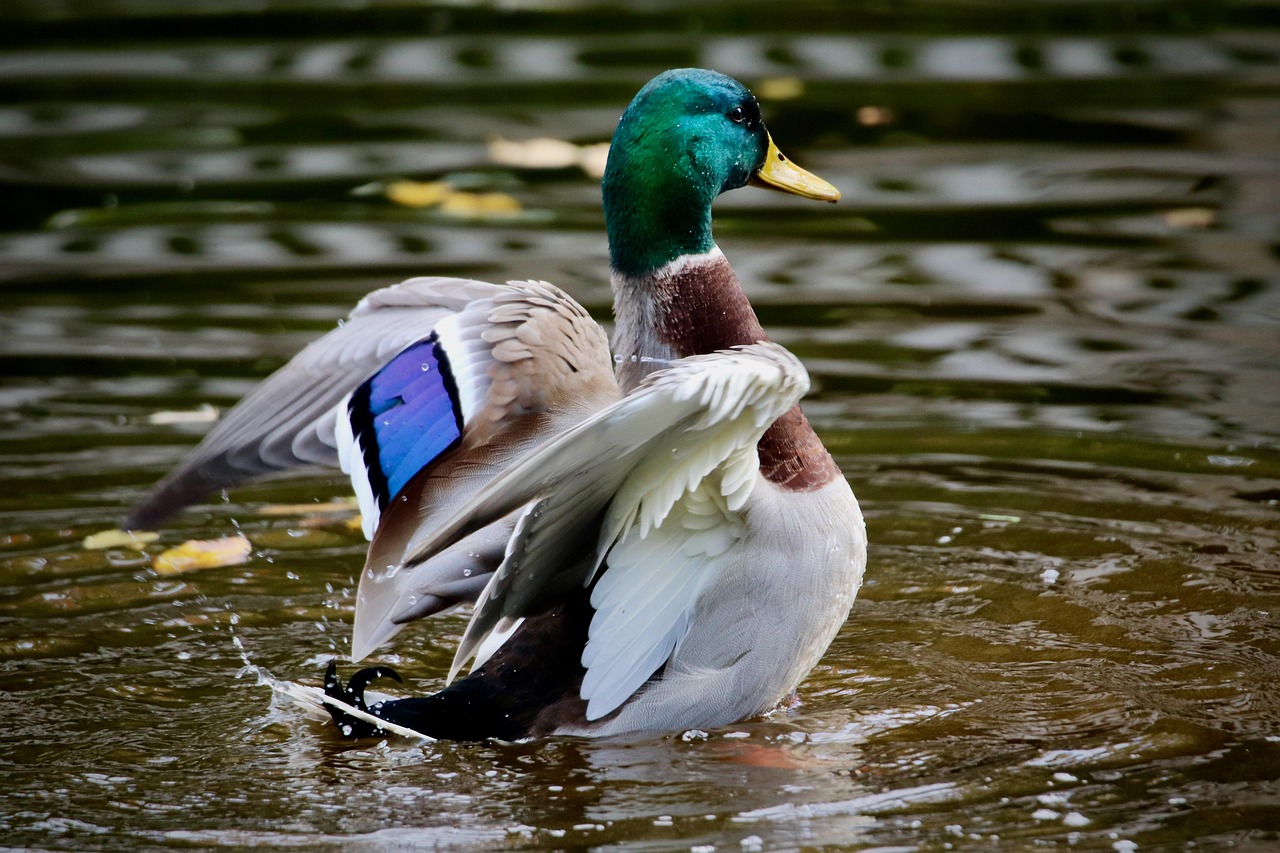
[128,68,868,740]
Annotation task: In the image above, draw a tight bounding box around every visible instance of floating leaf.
[297,513,361,531]
[488,136,581,170]
[153,535,252,576]
[488,135,611,178]
[147,403,219,425]
[385,180,452,208]
[259,499,358,516]
[383,180,522,219]
[439,191,522,218]
[258,499,362,532]
[1162,207,1216,229]
[757,76,805,100]
[856,105,895,126]
[83,529,159,550]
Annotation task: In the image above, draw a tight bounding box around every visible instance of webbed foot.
[322,660,402,738]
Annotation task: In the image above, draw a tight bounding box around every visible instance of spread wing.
[398,341,811,720]
[129,272,620,661]
[346,282,618,659]
[126,277,507,529]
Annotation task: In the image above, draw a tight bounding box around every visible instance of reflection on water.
[1,0,1279,849]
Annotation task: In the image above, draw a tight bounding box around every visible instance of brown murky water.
[2,2,1279,849]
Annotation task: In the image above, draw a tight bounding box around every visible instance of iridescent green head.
[602,68,838,278]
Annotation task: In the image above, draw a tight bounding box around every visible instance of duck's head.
[603,68,839,278]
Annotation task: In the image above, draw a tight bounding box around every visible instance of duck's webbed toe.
[322,660,403,738]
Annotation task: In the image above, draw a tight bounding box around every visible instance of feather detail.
[338,333,465,539]
[348,281,618,660]
[580,493,743,720]
[392,342,810,712]
[126,276,508,529]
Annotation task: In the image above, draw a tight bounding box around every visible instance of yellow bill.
[749,134,840,202]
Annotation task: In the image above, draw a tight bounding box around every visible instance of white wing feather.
[581,490,744,719]
[399,342,810,718]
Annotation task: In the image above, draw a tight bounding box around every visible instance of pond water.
[2,1,1279,849]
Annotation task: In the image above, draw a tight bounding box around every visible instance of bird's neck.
[610,249,842,491]
[610,248,763,392]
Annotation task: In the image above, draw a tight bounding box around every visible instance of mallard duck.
[129,68,867,740]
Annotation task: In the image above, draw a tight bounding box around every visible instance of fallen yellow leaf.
[153,535,252,576]
[439,191,522,218]
[258,499,358,516]
[489,135,611,178]
[83,529,159,550]
[857,105,895,126]
[385,180,452,208]
[1162,207,1216,229]
[488,136,581,169]
[757,76,805,101]
[383,180,522,219]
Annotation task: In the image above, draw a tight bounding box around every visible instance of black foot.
[322,660,402,738]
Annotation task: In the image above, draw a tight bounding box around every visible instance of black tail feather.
[323,595,593,741]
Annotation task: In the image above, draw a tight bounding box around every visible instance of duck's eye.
[729,106,746,123]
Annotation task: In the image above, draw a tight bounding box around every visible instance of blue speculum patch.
[349,334,464,509]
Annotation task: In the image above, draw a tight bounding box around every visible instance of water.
[2,1,1279,849]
